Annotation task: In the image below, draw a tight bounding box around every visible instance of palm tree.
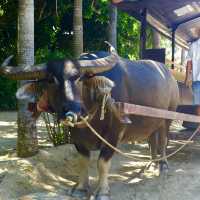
[17,0,38,157]
[73,0,83,58]
[108,3,117,49]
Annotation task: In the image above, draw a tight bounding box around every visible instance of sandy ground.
[0,112,200,200]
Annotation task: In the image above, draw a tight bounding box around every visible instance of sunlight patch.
[1,133,17,139]
[128,177,142,184]
[0,121,16,126]
[175,168,184,173]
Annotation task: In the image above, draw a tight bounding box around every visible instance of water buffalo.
[1,45,179,200]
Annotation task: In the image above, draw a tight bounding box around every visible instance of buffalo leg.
[148,132,159,170]
[71,144,90,199]
[149,132,158,160]
[95,147,114,200]
[158,121,169,172]
[149,123,168,173]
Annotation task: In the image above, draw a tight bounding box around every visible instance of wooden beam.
[173,13,200,28]
[116,102,200,123]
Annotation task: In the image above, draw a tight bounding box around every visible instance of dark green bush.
[0,77,17,110]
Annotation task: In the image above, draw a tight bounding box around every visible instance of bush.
[0,77,17,110]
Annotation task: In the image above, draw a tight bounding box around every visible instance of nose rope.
[61,105,98,128]
[63,91,111,127]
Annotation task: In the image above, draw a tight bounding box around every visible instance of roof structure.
[112,0,200,48]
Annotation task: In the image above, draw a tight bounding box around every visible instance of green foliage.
[118,11,140,59]
[0,77,17,110]
[0,5,4,16]
[0,0,17,110]
[83,0,109,51]
[35,47,70,63]
[35,0,74,62]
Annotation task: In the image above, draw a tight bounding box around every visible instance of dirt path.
[0,112,200,200]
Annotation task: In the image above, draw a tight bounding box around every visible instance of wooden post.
[171,28,176,69]
[181,48,186,66]
[140,8,147,59]
[152,29,160,48]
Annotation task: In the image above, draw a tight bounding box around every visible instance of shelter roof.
[112,0,200,48]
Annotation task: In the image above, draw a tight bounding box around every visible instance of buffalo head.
[0,43,118,122]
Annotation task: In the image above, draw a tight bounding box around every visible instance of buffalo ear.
[16,83,37,102]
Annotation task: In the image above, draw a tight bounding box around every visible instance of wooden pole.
[171,28,176,69]
[116,102,200,123]
[140,8,147,59]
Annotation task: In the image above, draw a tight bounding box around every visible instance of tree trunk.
[108,4,117,49]
[17,0,38,157]
[73,0,83,58]
[152,29,160,48]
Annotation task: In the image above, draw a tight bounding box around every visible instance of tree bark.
[73,0,83,58]
[17,0,38,157]
[108,4,117,49]
[152,29,160,48]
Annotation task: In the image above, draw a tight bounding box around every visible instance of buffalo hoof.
[95,194,111,200]
[159,160,169,173]
[70,188,90,199]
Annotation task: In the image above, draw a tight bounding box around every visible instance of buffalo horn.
[0,57,47,80]
[1,55,14,67]
[78,42,119,74]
